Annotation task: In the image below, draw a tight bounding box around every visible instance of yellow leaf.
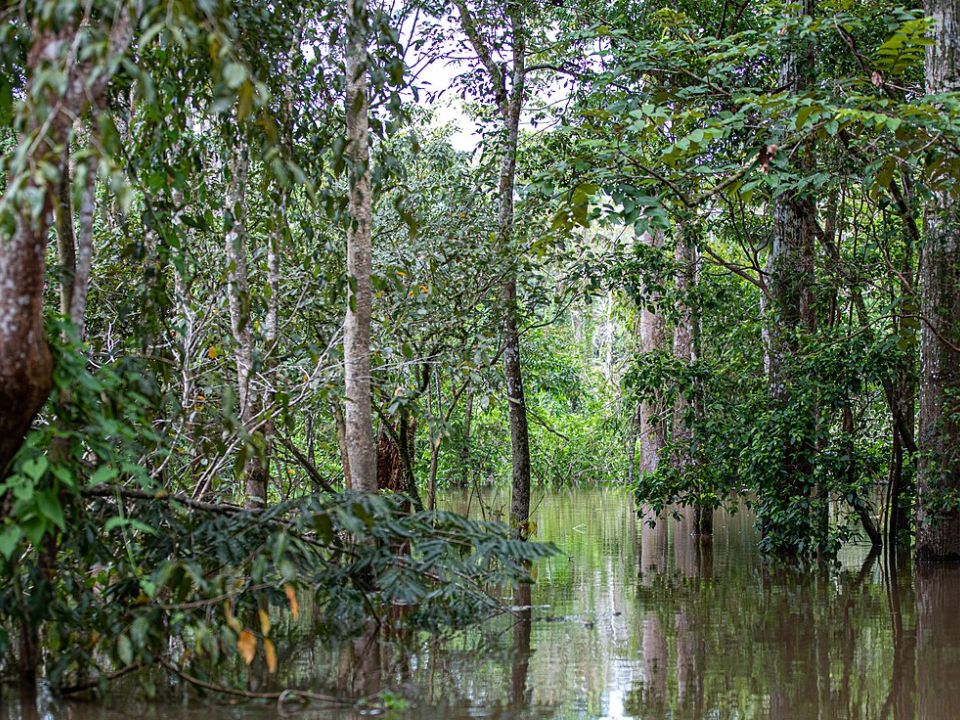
[237,629,256,665]
[285,584,299,621]
[258,608,271,637]
[224,601,241,632]
[207,346,219,359]
[264,638,277,673]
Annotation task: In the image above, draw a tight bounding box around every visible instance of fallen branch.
[56,663,143,695]
[82,485,245,514]
[159,657,354,706]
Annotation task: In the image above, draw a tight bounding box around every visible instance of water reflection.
[7,489,960,720]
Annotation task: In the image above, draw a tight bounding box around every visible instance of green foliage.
[0,485,555,689]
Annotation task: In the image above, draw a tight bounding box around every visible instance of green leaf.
[223,62,247,89]
[36,490,65,531]
[22,456,48,481]
[90,465,118,485]
[0,526,22,559]
[117,634,133,666]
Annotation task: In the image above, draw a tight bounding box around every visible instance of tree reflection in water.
[11,489,960,720]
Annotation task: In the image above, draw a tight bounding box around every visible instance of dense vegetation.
[1,0,959,705]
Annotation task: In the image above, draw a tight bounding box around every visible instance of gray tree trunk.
[460,385,474,487]
[763,0,821,547]
[916,0,960,560]
[500,14,532,540]
[672,228,711,534]
[344,0,378,493]
[454,1,532,538]
[224,144,268,507]
[639,230,667,476]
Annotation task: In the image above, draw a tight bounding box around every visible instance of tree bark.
[460,385,474,488]
[916,0,960,560]
[671,225,711,534]
[889,183,918,545]
[626,402,641,485]
[0,12,131,477]
[344,0,378,493]
[763,0,821,549]
[333,400,352,488]
[639,230,667,476]
[453,1,532,538]
[223,143,267,507]
[70,151,97,335]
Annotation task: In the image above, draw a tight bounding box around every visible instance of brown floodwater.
[4,487,960,719]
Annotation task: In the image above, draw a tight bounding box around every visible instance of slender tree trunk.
[344,0,377,493]
[498,23,532,541]
[224,144,267,507]
[460,385,473,488]
[453,0,531,537]
[639,230,667,476]
[333,400,353,488]
[916,0,960,560]
[257,189,283,504]
[626,402,641,485]
[890,189,918,545]
[71,151,97,335]
[671,226,711,534]
[427,371,441,510]
[55,149,78,320]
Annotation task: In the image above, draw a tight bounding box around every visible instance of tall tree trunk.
[916,0,960,560]
[639,230,667,476]
[671,226,711,534]
[55,150,78,320]
[427,371,441,510]
[257,188,283,504]
[344,0,377,493]
[0,12,131,477]
[763,0,821,549]
[453,1,532,538]
[224,144,267,507]
[498,18,532,541]
[889,180,918,545]
[460,385,473,487]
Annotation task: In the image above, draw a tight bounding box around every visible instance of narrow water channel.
[6,488,960,719]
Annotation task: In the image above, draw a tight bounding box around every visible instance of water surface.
[6,488,960,719]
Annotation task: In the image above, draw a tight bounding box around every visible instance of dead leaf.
[237,629,257,665]
[285,584,299,621]
[224,601,241,632]
[264,638,278,673]
[258,608,271,637]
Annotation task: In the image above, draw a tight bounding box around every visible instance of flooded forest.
[1,0,960,718]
